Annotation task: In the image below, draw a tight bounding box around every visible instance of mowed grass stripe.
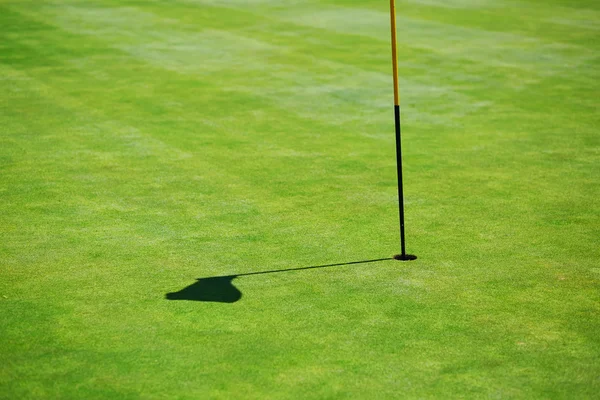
[188,0,596,73]
[35,0,597,127]
[22,2,488,130]
[328,0,600,47]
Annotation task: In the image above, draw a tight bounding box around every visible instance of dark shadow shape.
[165,258,392,304]
[166,275,241,303]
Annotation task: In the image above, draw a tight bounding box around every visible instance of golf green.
[1,0,598,398]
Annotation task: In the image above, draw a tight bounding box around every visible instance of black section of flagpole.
[393,105,417,261]
[394,105,406,255]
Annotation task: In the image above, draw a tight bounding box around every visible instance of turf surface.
[1,0,599,398]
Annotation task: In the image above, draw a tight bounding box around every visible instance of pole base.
[393,254,417,261]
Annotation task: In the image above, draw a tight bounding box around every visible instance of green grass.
[1,0,599,398]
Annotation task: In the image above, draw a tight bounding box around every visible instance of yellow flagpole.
[390,0,400,106]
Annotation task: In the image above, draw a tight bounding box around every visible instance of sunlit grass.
[1,0,599,398]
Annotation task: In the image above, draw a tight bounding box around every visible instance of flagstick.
[390,0,417,261]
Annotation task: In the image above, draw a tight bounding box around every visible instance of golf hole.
[393,254,417,261]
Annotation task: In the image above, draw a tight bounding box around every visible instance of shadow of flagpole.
[165,258,393,304]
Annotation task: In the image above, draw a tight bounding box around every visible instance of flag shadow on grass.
[165,258,393,304]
